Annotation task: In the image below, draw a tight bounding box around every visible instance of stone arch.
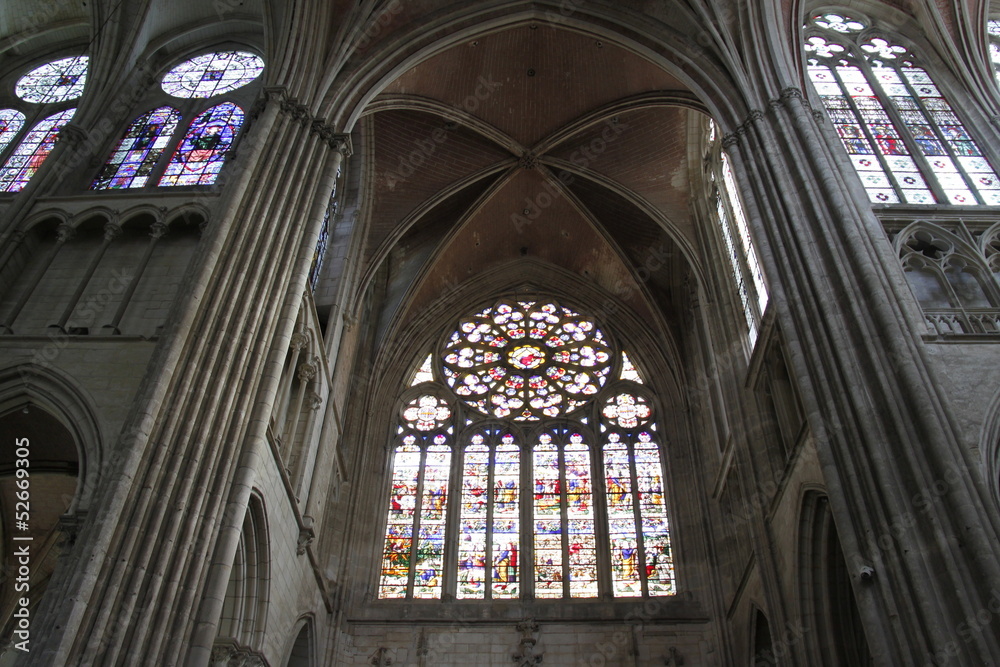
[980,387,1000,513]
[797,490,873,666]
[0,363,102,512]
[750,605,776,666]
[282,616,316,667]
[217,490,270,650]
[320,3,753,133]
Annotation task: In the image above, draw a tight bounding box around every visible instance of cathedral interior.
[1,0,1000,664]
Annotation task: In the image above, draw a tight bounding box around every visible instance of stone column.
[722,88,1000,663]
[24,83,351,666]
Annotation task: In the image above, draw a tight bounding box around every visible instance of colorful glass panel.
[457,440,489,599]
[619,352,643,383]
[92,106,182,189]
[492,438,520,598]
[602,392,652,430]
[16,56,88,103]
[378,442,421,598]
[564,435,597,597]
[604,434,640,595]
[807,14,1000,206]
[401,395,450,432]
[635,433,674,594]
[161,51,264,98]
[533,437,563,598]
[0,109,75,193]
[442,300,613,420]
[411,354,435,385]
[871,59,1000,205]
[0,110,25,155]
[413,442,450,598]
[721,154,769,315]
[159,102,243,186]
[990,20,1000,88]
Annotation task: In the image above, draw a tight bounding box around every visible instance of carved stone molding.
[369,647,393,666]
[58,511,87,547]
[297,361,318,384]
[103,221,123,242]
[210,639,270,667]
[297,516,316,555]
[512,619,543,666]
[663,646,683,666]
[56,223,75,243]
[290,332,310,351]
[519,152,538,169]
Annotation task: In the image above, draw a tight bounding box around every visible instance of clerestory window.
[377,298,676,601]
[91,50,262,189]
[805,13,1000,205]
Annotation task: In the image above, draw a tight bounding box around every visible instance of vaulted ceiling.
[360,21,709,345]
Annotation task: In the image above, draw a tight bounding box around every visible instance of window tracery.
[378,298,675,602]
[0,55,88,193]
[158,102,244,186]
[92,106,182,189]
[806,13,1000,205]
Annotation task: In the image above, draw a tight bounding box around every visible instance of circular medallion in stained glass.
[442,299,613,420]
[16,56,88,103]
[402,395,451,431]
[161,51,264,98]
[602,392,652,429]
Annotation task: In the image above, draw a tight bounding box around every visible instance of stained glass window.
[990,20,1000,88]
[709,132,769,346]
[378,298,675,601]
[457,430,520,599]
[92,106,182,189]
[159,102,243,186]
[15,56,88,103]
[310,176,340,291]
[0,109,75,193]
[161,51,264,98]
[378,394,453,599]
[0,110,26,155]
[442,299,613,420]
[806,13,1000,205]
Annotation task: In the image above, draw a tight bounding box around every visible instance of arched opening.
[0,404,79,662]
[284,620,313,667]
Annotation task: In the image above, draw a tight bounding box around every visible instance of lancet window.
[0,56,87,192]
[806,13,1000,205]
[377,298,676,601]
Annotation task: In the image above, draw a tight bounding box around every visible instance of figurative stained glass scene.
[377,298,675,600]
[0,109,76,193]
[158,102,243,186]
[15,56,88,103]
[160,51,264,98]
[92,106,182,189]
[805,13,1000,205]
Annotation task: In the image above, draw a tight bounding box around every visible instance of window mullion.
[893,66,986,205]
[591,429,613,598]
[827,61,911,198]
[558,441,571,598]
[485,438,497,599]
[627,436,649,597]
[406,445,429,598]
[442,436,463,600]
[521,437,534,600]
[856,55,949,202]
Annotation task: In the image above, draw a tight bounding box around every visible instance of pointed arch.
[158,102,243,186]
[0,110,25,156]
[0,109,75,193]
[92,106,182,189]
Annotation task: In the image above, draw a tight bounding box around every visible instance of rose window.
[402,395,451,431]
[602,392,652,429]
[442,300,613,420]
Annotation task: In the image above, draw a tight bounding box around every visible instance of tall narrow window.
[377,298,676,601]
[92,106,182,189]
[158,102,244,186]
[806,13,1000,205]
[989,20,1000,88]
[709,129,769,347]
[378,394,452,599]
[0,109,76,193]
[457,429,520,599]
